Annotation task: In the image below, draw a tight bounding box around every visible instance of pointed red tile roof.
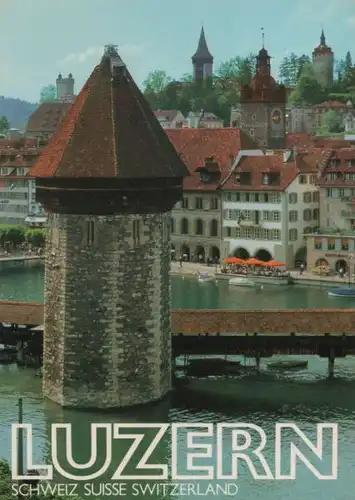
[30,47,188,180]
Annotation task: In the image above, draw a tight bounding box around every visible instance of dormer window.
[347,160,355,168]
[235,174,241,184]
[329,159,340,167]
[263,174,269,185]
[200,171,210,182]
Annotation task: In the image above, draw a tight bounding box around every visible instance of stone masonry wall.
[43,213,68,404]
[43,212,171,409]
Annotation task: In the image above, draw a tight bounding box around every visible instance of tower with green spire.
[192,27,213,82]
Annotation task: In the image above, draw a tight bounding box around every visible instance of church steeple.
[192,27,213,82]
[192,27,213,61]
[320,28,326,46]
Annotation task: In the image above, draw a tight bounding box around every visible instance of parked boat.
[186,358,242,377]
[229,277,255,287]
[249,275,291,285]
[198,273,214,282]
[328,288,355,297]
[267,360,308,370]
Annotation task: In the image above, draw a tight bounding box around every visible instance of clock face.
[271,109,282,125]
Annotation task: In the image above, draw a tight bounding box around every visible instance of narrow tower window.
[86,220,95,246]
[133,219,141,245]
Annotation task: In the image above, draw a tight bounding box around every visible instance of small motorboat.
[267,360,308,370]
[229,277,255,287]
[328,288,355,297]
[198,273,214,282]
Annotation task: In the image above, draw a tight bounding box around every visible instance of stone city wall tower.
[29,45,189,409]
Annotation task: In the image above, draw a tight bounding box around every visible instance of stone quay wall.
[44,212,171,409]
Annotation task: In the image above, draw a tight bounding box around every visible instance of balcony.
[342,210,355,218]
[239,219,263,228]
[342,196,355,204]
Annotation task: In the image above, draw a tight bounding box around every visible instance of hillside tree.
[0,115,9,134]
[289,63,326,105]
[39,84,56,103]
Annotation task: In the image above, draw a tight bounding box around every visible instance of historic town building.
[154,110,185,129]
[0,138,44,225]
[29,45,188,409]
[191,27,214,82]
[167,128,256,262]
[219,149,321,267]
[312,30,334,89]
[240,44,287,149]
[307,147,355,272]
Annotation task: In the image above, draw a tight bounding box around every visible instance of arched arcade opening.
[210,246,220,261]
[233,247,250,259]
[180,244,190,261]
[195,245,205,262]
[254,249,272,262]
[335,259,347,272]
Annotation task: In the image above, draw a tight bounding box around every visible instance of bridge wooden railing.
[0,301,354,334]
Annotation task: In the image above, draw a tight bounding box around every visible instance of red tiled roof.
[313,101,346,109]
[286,133,313,148]
[26,102,71,133]
[312,137,355,148]
[219,149,321,192]
[166,128,257,191]
[318,148,355,186]
[30,51,189,179]
[220,154,296,191]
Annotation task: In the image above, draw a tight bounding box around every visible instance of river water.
[0,264,354,499]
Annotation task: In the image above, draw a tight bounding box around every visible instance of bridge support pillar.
[328,349,335,379]
[255,352,261,375]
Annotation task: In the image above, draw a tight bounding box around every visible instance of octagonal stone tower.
[29,45,189,409]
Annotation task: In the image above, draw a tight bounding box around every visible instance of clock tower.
[240,42,286,149]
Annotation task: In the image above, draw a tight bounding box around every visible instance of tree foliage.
[39,84,56,103]
[0,115,10,134]
[288,63,327,105]
[0,225,45,247]
[142,55,256,125]
[278,53,312,86]
[321,110,345,134]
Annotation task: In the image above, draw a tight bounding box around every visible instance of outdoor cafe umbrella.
[262,260,284,267]
[245,258,263,265]
[224,256,244,264]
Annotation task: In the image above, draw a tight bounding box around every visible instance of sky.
[1,0,355,102]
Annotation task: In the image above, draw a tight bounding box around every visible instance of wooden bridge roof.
[0,301,354,334]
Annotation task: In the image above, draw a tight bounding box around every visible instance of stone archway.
[170,243,176,260]
[315,258,328,267]
[295,246,306,263]
[254,249,272,262]
[195,245,205,263]
[335,259,347,272]
[181,244,190,261]
[233,247,249,259]
[210,246,220,261]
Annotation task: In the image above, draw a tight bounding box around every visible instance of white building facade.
[220,154,320,267]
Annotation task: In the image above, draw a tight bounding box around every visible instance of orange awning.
[262,260,284,267]
[245,258,263,265]
[224,257,244,264]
